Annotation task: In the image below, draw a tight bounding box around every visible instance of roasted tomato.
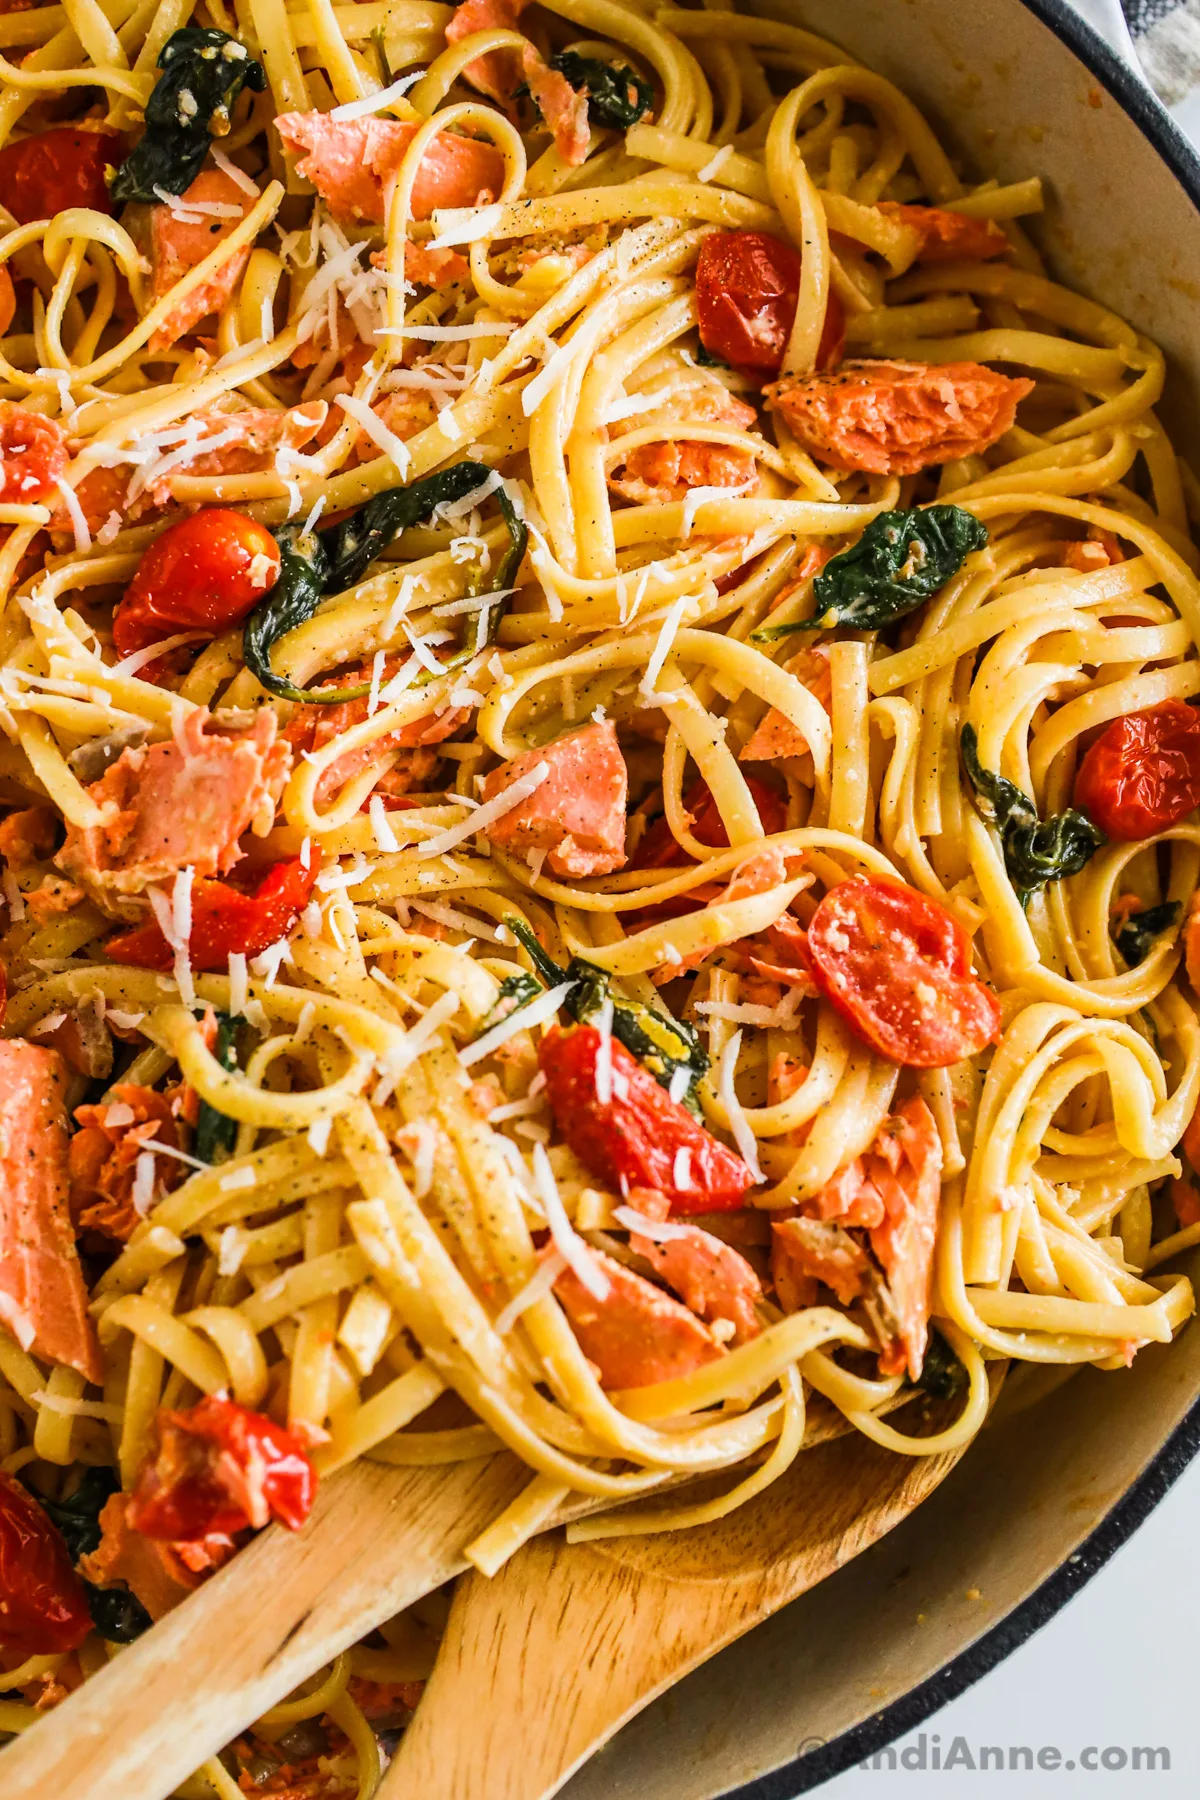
[539,1025,756,1213]
[696,229,844,377]
[113,509,281,668]
[806,875,1002,1068]
[0,127,120,225]
[1074,699,1200,841]
[106,854,320,972]
[128,1396,316,1540]
[0,402,69,505]
[0,1472,92,1656]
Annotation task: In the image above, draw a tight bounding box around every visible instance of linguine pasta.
[0,0,1198,1787]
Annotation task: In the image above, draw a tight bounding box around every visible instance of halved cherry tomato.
[696,230,844,377]
[113,509,281,665]
[0,1472,92,1655]
[1074,699,1200,841]
[0,127,120,226]
[0,402,68,505]
[128,1396,316,1540]
[105,854,320,972]
[539,1025,756,1214]
[0,266,14,339]
[807,875,1001,1068]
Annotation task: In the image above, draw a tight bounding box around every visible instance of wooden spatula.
[386,1405,977,1800]
[0,1453,530,1800]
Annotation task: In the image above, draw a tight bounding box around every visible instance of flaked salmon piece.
[344,389,440,468]
[148,169,255,352]
[69,1083,184,1243]
[78,1494,219,1621]
[404,239,471,287]
[46,465,133,544]
[445,0,530,104]
[0,402,69,504]
[56,709,290,918]
[866,1096,942,1379]
[767,1051,808,1106]
[285,662,466,803]
[765,358,1034,476]
[42,991,112,1080]
[348,1675,427,1720]
[629,1221,762,1344]
[740,644,832,765]
[0,805,56,868]
[553,1245,724,1388]
[522,47,590,165]
[138,402,327,508]
[275,112,505,224]
[1062,527,1124,572]
[609,439,758,507]
[876,201,1010,263]
[657,844,798,984]
[481,718,628,878]
[771,1216,870,1312]
[0,1041,102,1384]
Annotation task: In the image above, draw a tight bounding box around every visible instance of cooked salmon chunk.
[740,646,832,764]
[445,0,529,103]
[0,1041,102,1383]
[285,666,466,803]
[482,718,628,877]
[275,112,506,224]
[522,47,590,165]
[629,1221,762,1344]
[57,709,290,917]
[553,1246,724,1388]
[867,1097,942,1380]
[876,202,1010,263]
[79,1494,227,1619]
[148,169,255,351]
[771,1215,871,1311]
[765,358,1034,475]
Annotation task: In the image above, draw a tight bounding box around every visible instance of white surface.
[823,10,1198,1797]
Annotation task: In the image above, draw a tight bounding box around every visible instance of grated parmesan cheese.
[716,1030,763,1182]
[335,393,411,477]
[458,979,575,1068]
[369,791,400,852]
[613,1203,693,1241]
[307,1116,332,1156]
[493,1248,567,1336]
[211,146,261,196]
[640,597,687,698]
[593,997,614,1104]
[427,202,504,249]
[416,760,549,858]
[132,1151,157,1216]
[531,1142,609,1301]
[227,951,248,1017]
[54,477,91,553]
[696,143,734,183]
[330,69,425,120]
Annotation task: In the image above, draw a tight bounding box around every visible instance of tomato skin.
[634,777,787,871]
[0,1472,92,1656]
[113,510,281,666]
[1073,700,1200,841]
[0,128,119,226]
[0,403,69,505]
[128,1396,316,1540]
[807,875,1001,1069]
[105,854,320,972]
[539,1025,756,1214]
[696,230,844,377]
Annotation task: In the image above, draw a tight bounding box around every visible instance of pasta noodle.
[0,0,1198,1788]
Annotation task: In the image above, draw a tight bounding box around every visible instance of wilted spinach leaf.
[111,29,265,204]
[1114,899,1180,966]
[194,1009,240,1164]
[961,724,1105,905]
[548,51,653,129]
[37,1467,152,1643]
[694,343,729,370]
[754,505,987,640]
[474,970,544,1038]
[243,462,526,704]
[503,917,709,1110]
[916,1329,966,1399]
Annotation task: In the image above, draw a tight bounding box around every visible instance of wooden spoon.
[0,1453,530,1800]
[386,1402,980,1800]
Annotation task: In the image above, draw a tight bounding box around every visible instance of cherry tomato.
[0,1472,92,1656]
[1074,699,1200,841]
[696,230,844,377]
[128,1396,316,1540]
[105,853,320,973]
[113,509,281,665]
[0,402,69,505]
[634,776,788,871]
[807,875,1001,1068]
[0,127,119,226]
[0,266,14,340]
[539,1025,756,1214]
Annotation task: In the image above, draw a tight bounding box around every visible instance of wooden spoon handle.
[388,1429,966,1800]
[0,1454,526,1800]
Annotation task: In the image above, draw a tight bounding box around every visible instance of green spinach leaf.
[503,917,709,1111]
[961,724,1105,904]
[548,51,653,129]
[243,463,526,704]
[474,970,544,1037]
[38,1467,153,1642]
[111,29,265,205]
[1114,899,1180,967]
[755,505,987,640]
[194,1009,240,1164]
[916,1329,966,1399]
